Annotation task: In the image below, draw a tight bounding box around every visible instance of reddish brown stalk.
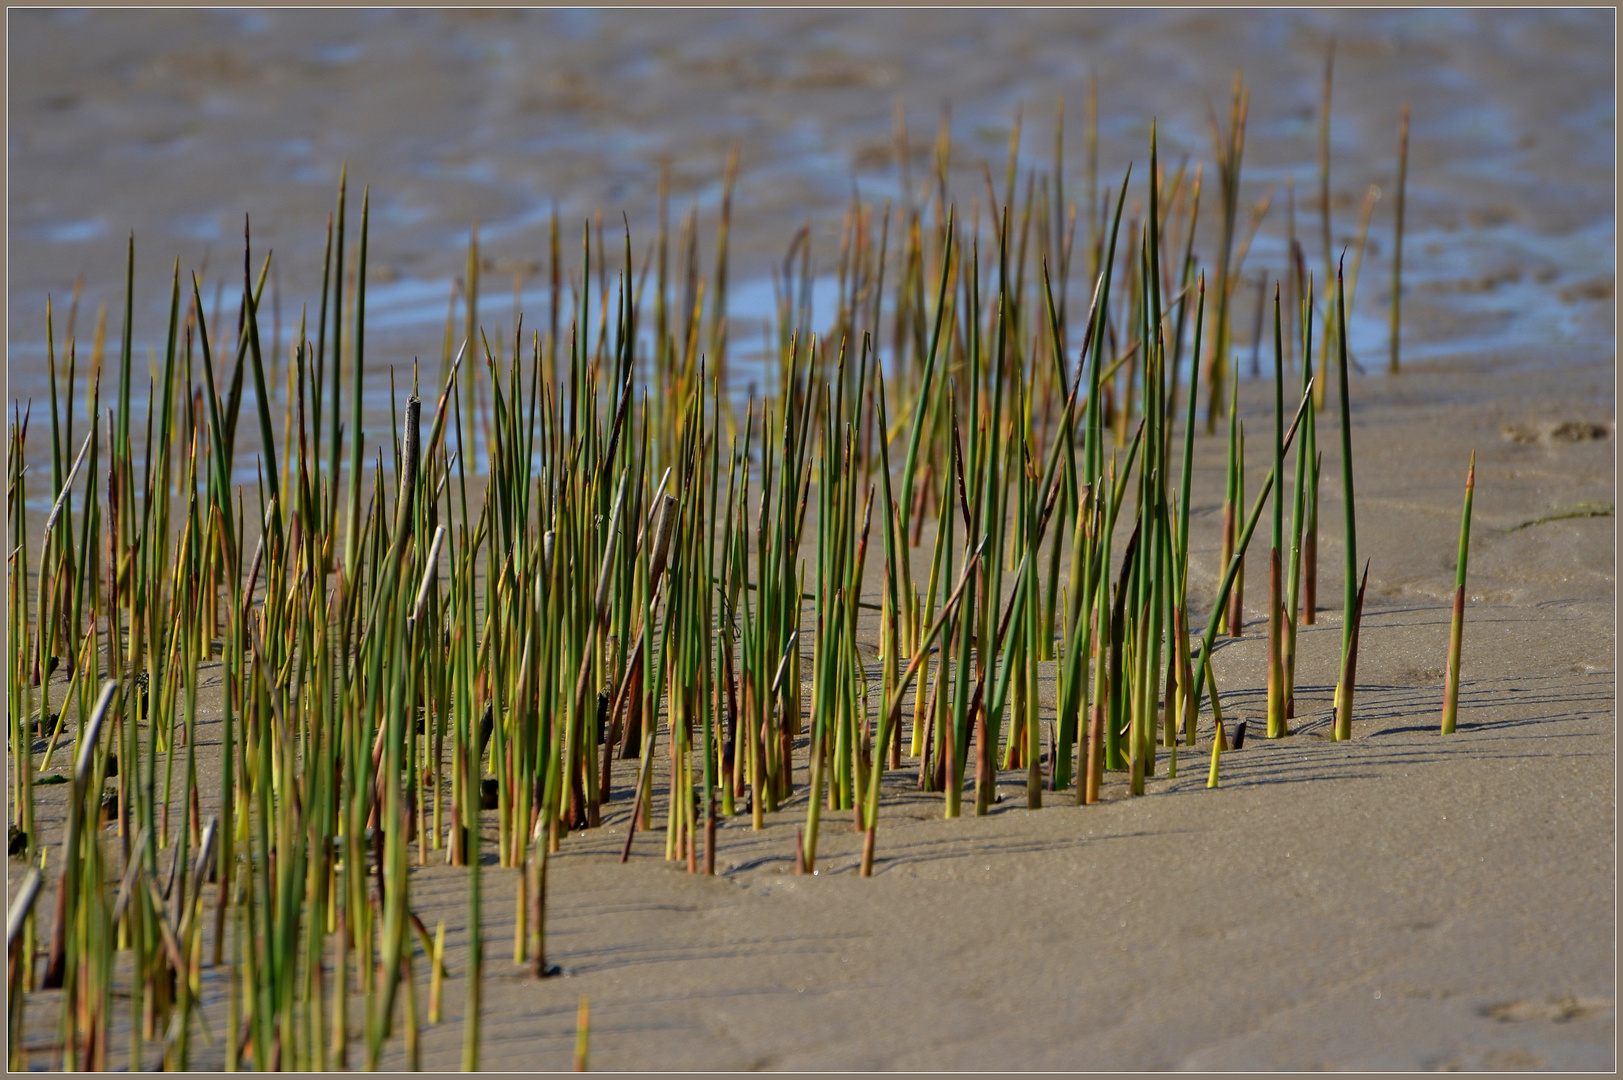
[602,664,633,785]
[703,798,717,876]
[735,677,751,801]
[974,703,993,814]
[749,682,766,831]
[1332,562,1371,740]
[1442,583,1465,710]
[619,744,656,863]
[1084,685,1107,804]
[719,657,738,777]
[616,665,644,760]
[80,1008,98,1072]
[779,722,795,798]
[1267,547,1284,737]
[42,868,67,989]
[1162,628,1180,747]
[890,699,904,770]
[531,847,549,978]
[1227,545,1244,637]
[569,763,587,831]
[1176,606,1196,745]
[917,669,938,790]
[907,483,930,552]
[1285,529,1301,719]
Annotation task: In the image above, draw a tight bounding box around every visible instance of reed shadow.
[550,928,869,976]
[870,827,1183,875]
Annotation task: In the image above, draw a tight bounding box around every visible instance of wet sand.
[6,8,1616,1073]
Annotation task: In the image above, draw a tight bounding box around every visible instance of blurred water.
[6,7,1614,501]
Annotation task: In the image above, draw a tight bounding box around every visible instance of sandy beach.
[6,9,1615,1072]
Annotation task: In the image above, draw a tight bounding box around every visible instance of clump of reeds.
[4,80,1456,1071]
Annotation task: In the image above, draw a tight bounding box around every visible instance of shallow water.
[7,9,1614,463]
